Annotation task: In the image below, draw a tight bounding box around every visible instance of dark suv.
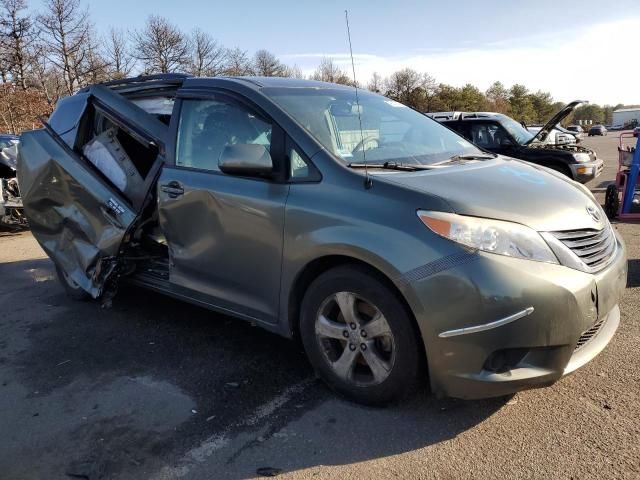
[429,102,603,183]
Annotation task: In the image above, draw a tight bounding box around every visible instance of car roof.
[184,76,355,91]
[85,74,357,98]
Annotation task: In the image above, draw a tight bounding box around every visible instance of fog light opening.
[483,348,530,373]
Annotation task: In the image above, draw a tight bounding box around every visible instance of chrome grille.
[551,227,616,271]
[575,318,605,350]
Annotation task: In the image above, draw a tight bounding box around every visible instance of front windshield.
[496,114,535,144]
[264,87,483,165]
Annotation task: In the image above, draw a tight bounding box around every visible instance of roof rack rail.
[99,73,190,88]
[459,112,494,120]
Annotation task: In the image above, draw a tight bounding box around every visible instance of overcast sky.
[81,0,638,105]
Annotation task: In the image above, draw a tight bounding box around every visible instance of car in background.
[588,125,608,136]
[557,125,583,143]
[17,75,626,404]
[0,134,19,168]
[427,101,603,183]
[567,125,584,134]
[0,134,25,227]
[526,125,575,145]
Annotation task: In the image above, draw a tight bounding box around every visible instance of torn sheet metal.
[18,129,137,297]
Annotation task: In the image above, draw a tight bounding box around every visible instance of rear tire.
[54,263,92,301]
[604,184,619,219]
[299,265,422,405]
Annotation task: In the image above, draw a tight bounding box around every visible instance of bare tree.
[253,49,286,77]
[383,68,436,110]
[223,47,253,76]
[132,15,189,74]
[282,63,303,79]
[78,28,109,85]
[367,72,382,93]
[104,28,134,79]
[188,28,225,77]
[29,48,63,106]
[1,0,34,90]
[310,57,351,85]
[0,42,9,82]
[37,0,91,95]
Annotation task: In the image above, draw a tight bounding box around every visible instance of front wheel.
[299,265,422,405]
[54,263,92,301]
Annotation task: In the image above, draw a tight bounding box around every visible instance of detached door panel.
[19,129,137,297]
[18,86,168,297]
[158,96,288,323]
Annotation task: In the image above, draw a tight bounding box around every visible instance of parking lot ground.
[1,134,639,480]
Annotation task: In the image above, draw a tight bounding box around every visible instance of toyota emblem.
[586,204,601,223]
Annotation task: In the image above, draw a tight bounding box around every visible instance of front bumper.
[404,232,627,400]
[570,158,604,183]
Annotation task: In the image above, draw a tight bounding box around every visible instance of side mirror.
[219,144,273,177]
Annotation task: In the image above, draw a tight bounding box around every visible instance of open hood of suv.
[526,100,587,145]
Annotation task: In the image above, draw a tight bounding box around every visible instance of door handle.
[160,181,184,198]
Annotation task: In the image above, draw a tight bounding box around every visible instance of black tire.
[54,263,92,301]
[299,265,422,405]
[604,184,619,219]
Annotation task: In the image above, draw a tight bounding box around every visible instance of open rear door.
[18,85,169,298]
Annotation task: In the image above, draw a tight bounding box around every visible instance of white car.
[527,125,576,145]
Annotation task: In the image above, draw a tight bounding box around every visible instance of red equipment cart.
[604,132,640,220]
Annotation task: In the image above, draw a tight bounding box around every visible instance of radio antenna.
[344,10,372,189]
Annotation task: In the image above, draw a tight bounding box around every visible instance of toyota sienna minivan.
[18,75,627,404]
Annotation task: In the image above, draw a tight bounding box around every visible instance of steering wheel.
[352,136,380,154]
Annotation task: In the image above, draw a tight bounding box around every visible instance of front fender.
[279,182,464,339]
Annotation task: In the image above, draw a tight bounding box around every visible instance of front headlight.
[417,211,559,264]
[573,153,591,163]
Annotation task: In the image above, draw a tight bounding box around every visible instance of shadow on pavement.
[0,224,29,237]
[0,257,506,480]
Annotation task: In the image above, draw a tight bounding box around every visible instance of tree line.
[0,0,634,133]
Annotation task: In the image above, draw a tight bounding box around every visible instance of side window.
[289,147,309,179]
[443,121,469,140]
[176,98,272,172]
[469,123,493,148]
[469,122,510,148]
[489,123,513,147]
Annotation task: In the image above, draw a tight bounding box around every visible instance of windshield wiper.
[445,154,497,162]
[425,154,496,167]
[348,155,495,171]
[348,162,435,171]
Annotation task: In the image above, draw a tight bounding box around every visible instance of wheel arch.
[285,255,427,369]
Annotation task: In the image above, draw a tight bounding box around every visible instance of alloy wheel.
[315,291,396,386]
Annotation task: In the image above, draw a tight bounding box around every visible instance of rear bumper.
[570,158,604,183]
[403,233,627,400]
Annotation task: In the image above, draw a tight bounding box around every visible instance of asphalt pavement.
[0,133,638,480]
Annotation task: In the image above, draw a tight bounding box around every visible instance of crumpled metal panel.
[18,129,136,298]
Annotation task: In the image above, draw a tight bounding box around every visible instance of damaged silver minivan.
[18,75,627,404]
